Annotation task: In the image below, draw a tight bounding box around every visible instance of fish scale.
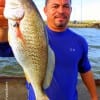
[4,0,55,100]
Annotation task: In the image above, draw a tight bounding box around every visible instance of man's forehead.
[48,0,70,4]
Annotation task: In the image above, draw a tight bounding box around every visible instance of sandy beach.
[0,76,100,100]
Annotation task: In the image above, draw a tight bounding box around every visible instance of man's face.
[44,0,72,31]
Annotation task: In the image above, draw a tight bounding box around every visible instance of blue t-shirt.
[26,26,91,100]
[0,42,14,57]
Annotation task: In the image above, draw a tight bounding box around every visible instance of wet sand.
[0,76,100,100]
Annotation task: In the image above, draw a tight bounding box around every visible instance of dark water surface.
[0,28,100,79]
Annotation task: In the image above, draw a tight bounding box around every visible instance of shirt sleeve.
[78,37,91,73]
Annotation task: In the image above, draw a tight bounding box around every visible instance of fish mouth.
[4,0,25,20]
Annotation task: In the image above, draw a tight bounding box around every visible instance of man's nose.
[57,6,64,13]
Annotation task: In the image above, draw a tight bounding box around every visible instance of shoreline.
[68,23,100,28]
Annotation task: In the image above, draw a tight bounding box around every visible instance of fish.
[4,0,55,99]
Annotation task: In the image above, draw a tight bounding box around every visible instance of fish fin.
[43,45,55,89]
[15,26,26,46]
[24,71,31,83]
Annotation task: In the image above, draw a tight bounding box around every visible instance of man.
[0,0,13,57]
[26,0,98,100]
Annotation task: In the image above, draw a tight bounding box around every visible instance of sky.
[34,0,100,21]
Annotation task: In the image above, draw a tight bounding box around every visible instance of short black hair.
[45,0,72,6]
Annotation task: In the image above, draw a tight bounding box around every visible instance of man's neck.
[47,24,68,32]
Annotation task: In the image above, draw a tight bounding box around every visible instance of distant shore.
[44,20,100,28]
[68,20,100,28]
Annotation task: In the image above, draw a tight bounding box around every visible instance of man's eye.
[64,5,70,9]
[52,5,58,8]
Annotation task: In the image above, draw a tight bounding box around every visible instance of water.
[0,28,100,79]
[0,57,24,77]
[70,28,100,79]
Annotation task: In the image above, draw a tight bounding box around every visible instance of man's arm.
[80,70,98,100]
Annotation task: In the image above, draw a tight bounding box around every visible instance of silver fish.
[4,0,55,99]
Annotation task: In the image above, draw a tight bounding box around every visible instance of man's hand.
[80,71,98,100]
[91,96,98,100]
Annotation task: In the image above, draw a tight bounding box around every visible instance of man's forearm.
[80,70,98,100]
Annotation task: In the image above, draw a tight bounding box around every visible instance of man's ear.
[70,6,72,13]
[43,7,47,16]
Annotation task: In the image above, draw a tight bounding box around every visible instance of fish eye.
[13,22,19,27]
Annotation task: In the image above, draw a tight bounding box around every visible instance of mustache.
[54,13,68,19]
